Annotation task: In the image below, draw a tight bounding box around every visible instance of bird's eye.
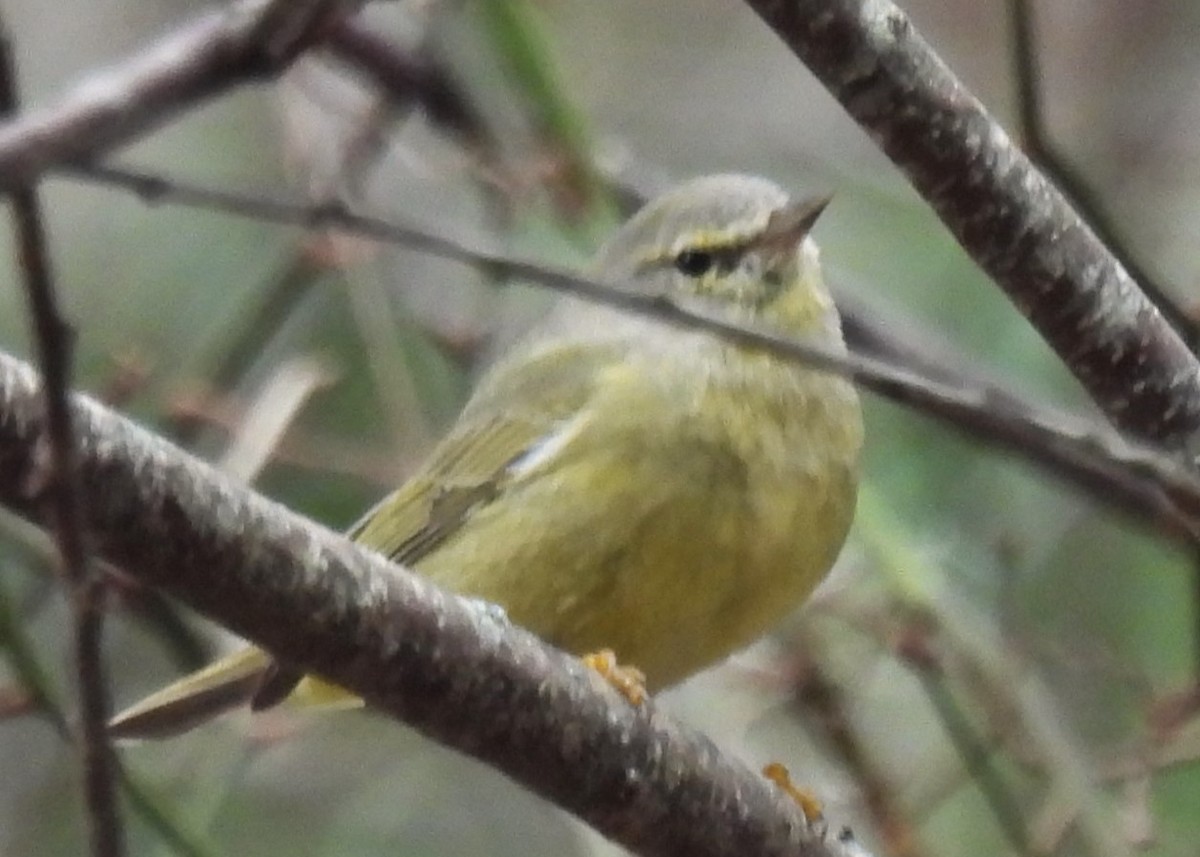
[674,250,714,277]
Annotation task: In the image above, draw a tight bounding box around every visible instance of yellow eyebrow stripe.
[635,215,774,270]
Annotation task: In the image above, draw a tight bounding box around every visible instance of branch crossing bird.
[109,174,863,739]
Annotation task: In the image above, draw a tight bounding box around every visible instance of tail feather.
[109,648,365,740]
[108,647,272,740]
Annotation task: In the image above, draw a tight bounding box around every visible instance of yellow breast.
[416,344,862,688]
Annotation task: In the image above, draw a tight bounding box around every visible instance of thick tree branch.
[0,350,857,857]
[744,0,1200,448]
[0,0,365,192]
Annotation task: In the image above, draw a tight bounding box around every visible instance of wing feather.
[111,340,627,734]
[350,340,620,566]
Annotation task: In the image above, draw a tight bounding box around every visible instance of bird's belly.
[568,462,851,687]
[420,442,852,689]
[418,366,860,690]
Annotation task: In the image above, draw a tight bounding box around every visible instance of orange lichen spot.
[582,649,648,706]
[763,761,824,824]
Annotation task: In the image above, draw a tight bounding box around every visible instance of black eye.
[674,250,714,277]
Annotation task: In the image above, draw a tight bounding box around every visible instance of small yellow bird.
[110,174,863,738]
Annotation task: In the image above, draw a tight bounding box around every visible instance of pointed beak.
[755,194,832,253]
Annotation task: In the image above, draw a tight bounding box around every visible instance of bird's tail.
[108,647,273,740]
[108,647,364,741]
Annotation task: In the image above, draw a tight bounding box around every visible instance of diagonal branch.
[58,162,1200,540]
[1004,0,1197,351]
[831,288,1193,537]
[0,0,365,193]
[597,160,1197,538]
[324,18,493,150]
[743,0,1200,448]
[0,350,852,857]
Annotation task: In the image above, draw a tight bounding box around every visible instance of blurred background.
[1,0,1199,855]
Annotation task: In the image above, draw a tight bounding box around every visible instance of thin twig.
[779,631,926,857]
[854,488,1133,857]
[473,0,608,221]
[1007,0,1200,697]
[743,0,1200,447]
[325,18,493,150]
[892,623,1031,857]
[320,17,513,224]
[0,556,212,857]
[56,162,1200,539]
[0,26,121,857]
[599,157,1198,537]
[1007,0,1198,352]
[830,286,1196,537]
[0,350,859,857]
[0,0,364,193]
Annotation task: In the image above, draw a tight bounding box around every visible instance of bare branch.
[0,0,367,192]
[832,288,1196,538]
[1006,0,1197,351]
[0,550,213,857]
[743,0,1200,447]
[0,350,860,857]
[594,155,1196,536]
[1004,0,1200,686]
[892,625,1031,856]
[58,162,1200,539]
[325,19,493,149]
[0,25,122,857]
[776,631,927,857]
